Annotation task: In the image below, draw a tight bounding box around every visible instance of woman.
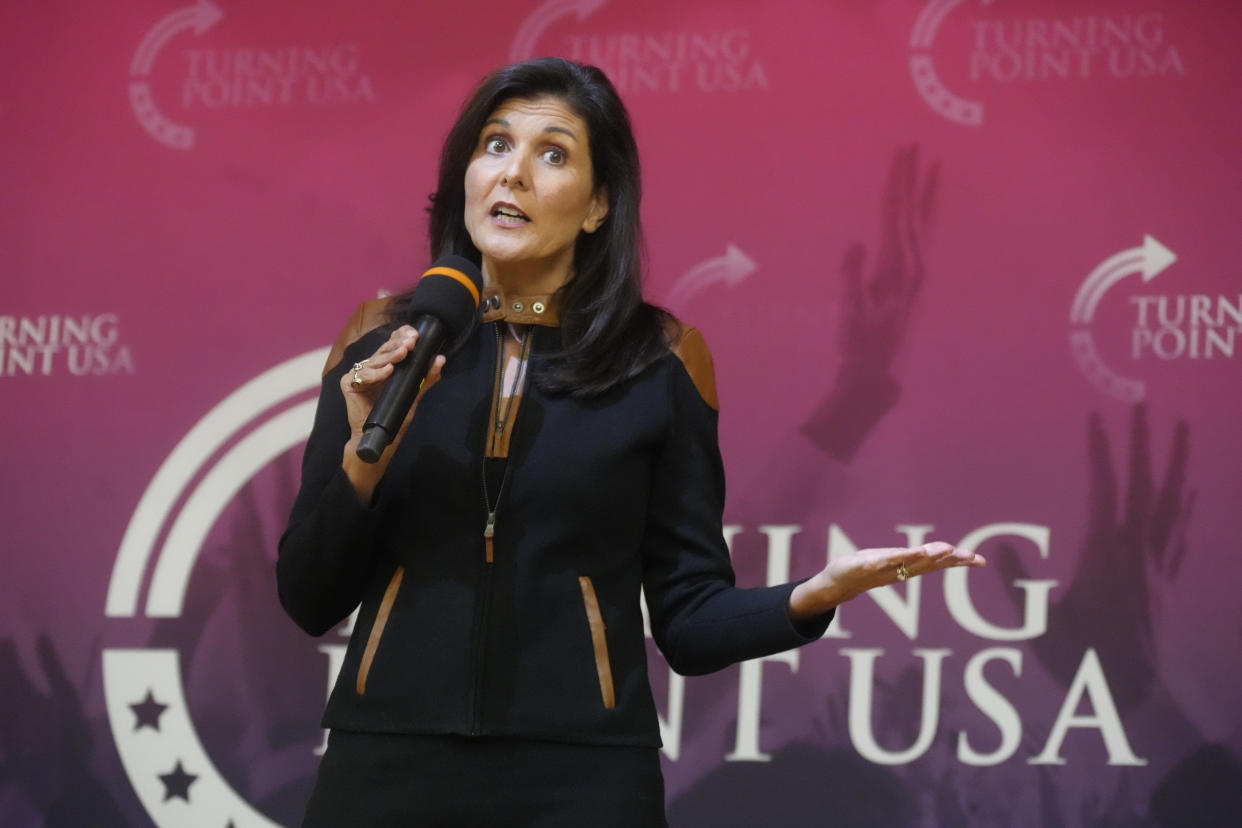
[277,58,983,827]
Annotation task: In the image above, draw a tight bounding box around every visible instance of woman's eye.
[486,137,507,154]
[543,147,565,165]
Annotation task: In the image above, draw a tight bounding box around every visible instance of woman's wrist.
[788,570,849,622]
[341,436,388,505]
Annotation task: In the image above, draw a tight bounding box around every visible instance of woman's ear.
[581,185,610,234]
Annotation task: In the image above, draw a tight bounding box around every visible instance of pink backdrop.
[3,1,1241,825]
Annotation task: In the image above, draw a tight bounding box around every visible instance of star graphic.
[129,689,169,732]
[158,760,197,803]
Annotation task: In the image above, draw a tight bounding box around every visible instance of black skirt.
[301,730,669,827]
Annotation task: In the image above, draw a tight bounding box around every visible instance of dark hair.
[398,57,669,398]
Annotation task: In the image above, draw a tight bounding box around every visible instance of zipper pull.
[484,511,496,563]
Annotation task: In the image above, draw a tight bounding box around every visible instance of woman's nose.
[501,153,528,190]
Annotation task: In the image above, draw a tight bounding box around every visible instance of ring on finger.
[352,359,368,387]
[896,562,909,582]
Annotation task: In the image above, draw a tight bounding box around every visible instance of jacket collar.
[479,285,561,327]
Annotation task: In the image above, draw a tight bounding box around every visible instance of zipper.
[480,322,531,563]
[470,325,502,734]
[483,512,496,563]
[487,323,504,457]
[469,562,495,735]
[482,324,504,563]
[470,321,531,734]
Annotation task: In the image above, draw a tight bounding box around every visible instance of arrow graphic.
[663,245,757,310]
[908,55,982,127]
[510,0,607,63]
[130,0,224,77]
[128,0,223,150]
[908,0,990,126]
[1069,329,1145,403]
[1066,234,1177,403]
[909,0,971,49]
[1069,234,1177,324]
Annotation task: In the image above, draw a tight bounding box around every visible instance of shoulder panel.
[666,319,719,411]
[322,297,397,377]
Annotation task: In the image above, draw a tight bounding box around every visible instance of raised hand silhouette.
[996,404,1193,713]
[801,145,939,462]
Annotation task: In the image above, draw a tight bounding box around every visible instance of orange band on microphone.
[422,266,481,307]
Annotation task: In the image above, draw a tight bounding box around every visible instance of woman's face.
[463,96,609,290]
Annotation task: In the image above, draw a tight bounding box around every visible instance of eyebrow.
[483,117,577,140]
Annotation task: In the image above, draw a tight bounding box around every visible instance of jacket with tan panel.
[276,291,833,746]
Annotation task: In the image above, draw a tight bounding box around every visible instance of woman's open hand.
[789,542,986,622]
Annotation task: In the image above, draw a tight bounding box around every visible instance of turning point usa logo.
[1068,235,1240,402]
[0,314,135,378]
[512,0,769,94]
[909,0,1185,126]
[129,0,376,150]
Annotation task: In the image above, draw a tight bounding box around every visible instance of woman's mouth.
[490,203,530,224]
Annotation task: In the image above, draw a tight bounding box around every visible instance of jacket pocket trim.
[356,565,404,695]
[578,575,616,709]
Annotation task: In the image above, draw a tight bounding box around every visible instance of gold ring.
[896,562,909,582]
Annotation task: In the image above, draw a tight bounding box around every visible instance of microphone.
[355,255,484,463]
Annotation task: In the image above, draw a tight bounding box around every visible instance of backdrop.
[3,1,1241,825]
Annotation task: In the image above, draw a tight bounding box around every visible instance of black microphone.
[355,255,484,463]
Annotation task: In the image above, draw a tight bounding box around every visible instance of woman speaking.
[277,57,983,827]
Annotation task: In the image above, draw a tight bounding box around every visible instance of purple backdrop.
[2,0,1241,825]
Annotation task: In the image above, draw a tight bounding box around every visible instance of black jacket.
[277,290,832,747]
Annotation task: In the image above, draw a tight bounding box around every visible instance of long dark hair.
[398,58,669,398]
